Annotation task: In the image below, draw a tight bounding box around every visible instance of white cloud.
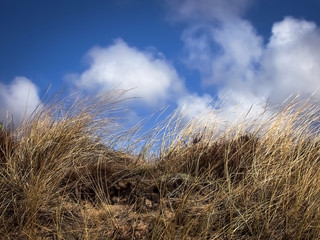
[0,77,42,126]
[165,0,253,22]
[177,91,271,132]
[181,18,264,88]
[217,90,271,125]
[269,17,317,47]
[71,39,186,107]
[259,17,320,105]
[199,16,320,122]
[211,19,263,87]
[177,93,225,134]
[181,25,216,78]
[165,0,320,131]
[177,93,214,119]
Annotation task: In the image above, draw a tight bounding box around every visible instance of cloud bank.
[70,39,186,107]
[0,77,42,126]
[165,0,320,125]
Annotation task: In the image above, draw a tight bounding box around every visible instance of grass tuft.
[0,93,319,239]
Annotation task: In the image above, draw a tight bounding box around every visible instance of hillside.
[0,95,319,239]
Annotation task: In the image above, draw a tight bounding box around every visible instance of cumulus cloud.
[0,77,42,126]
[259,17,320,105]
[70,39,186,107]
[182,19,263,87]
[165,0,320,127]
[211,20,263,86]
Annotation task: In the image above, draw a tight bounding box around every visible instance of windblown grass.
[0,93,319,239]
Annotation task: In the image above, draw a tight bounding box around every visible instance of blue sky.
[1,0,320,128]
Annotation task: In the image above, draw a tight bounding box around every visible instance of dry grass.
[0,93,319,239]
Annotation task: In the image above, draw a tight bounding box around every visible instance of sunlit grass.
[0,92,319,239]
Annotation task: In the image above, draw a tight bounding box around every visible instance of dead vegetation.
[0,93,319,239]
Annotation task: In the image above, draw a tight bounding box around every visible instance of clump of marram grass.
[150,98,320,239]
[0,93,319,239]
[0,91,136,239]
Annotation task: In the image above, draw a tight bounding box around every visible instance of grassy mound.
[0,94,319,239]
